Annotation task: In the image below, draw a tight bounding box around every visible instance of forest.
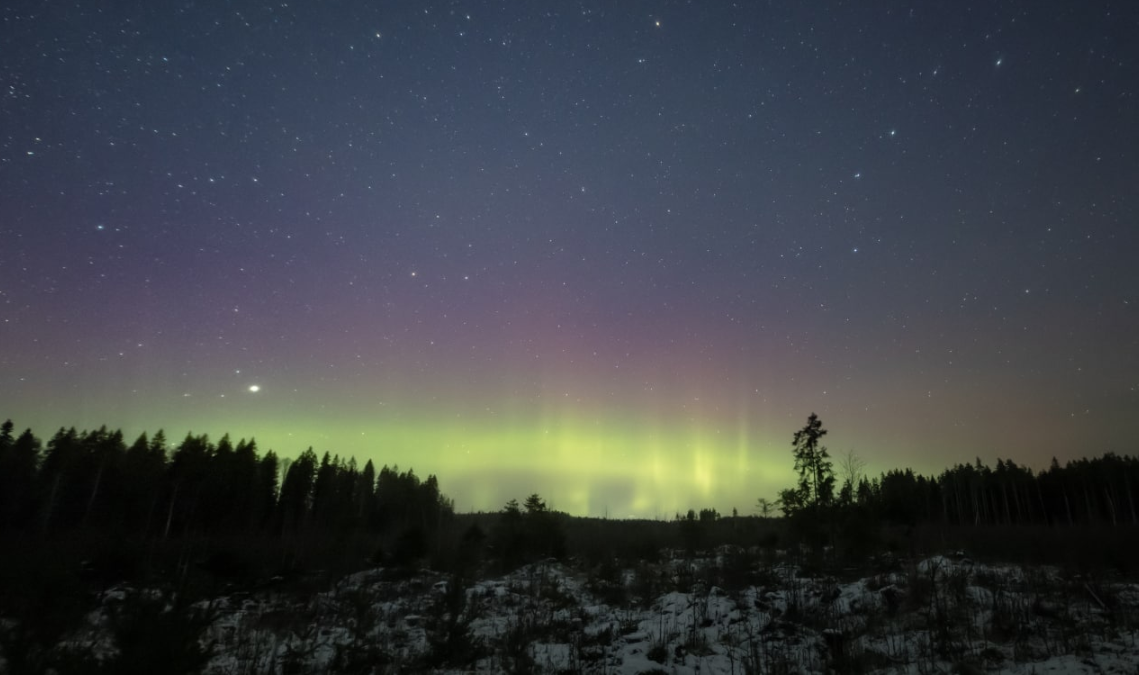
[4,417,1137,551]
[1,416,1138,673]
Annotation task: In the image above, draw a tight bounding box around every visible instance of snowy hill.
[34,550,1139,674]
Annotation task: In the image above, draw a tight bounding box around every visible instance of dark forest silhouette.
[773,413,1139,530]
[0,419,463,674]
[1,416,1137,674]
[0,420,453,557]
[3,417,1139,545]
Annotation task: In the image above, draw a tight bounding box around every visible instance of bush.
[101,590,216,675]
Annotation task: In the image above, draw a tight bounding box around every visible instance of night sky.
[2,2,1137,517]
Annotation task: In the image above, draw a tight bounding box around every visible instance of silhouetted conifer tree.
[781,414,835,517]
[251,449,279,531]
[278,447,318,533]
[0,423,40,531]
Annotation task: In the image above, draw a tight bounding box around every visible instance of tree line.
[4,413,1135,554]
[778,413,1139,529]
[0,420,453,541]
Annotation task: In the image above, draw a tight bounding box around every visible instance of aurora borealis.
[2,2,1137,517]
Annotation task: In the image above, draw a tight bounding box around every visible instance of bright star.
[248,384,261,393]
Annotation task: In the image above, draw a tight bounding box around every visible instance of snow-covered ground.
[32,552,1139,673]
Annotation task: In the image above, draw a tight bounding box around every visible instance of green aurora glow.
[4,2,1137,519]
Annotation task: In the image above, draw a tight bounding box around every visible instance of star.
[4,0,1136,520]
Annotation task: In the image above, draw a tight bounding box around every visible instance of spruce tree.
[790,413,835,511]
